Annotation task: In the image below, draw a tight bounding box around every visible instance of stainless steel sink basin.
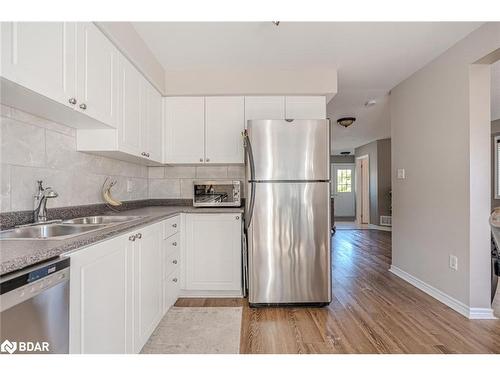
[62,215,143,225]
[0,224,105,240]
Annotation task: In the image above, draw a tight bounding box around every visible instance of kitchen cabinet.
[131,222,164,353]
[182,213,242,296]
[143,81,163,162]
[69,234,133,354]
[205,96,245,163]
[77,22,119,128]
[244,96,285,124]
[285,96,326,119]
[162,215,181,313]
[164,97,205,163]
[0,22,121,129]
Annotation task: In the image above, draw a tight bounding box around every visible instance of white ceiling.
[132,22,483,152]
[492,60,500,122]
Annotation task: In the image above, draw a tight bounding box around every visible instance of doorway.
[356,155,370,224]
[332,163,355,220]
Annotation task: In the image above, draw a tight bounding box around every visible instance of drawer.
[164,268,180,311]
[165,247,180,276]
[163,215,180,239]
[165,232,180,254]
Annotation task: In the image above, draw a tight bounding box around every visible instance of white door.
[133,223,163,353]
[142,81,163,162]
[118,56,143,156]
[69,235,133,354]
[244,96,285,126]
[184,214,242,292]
[164,97,205,163]
[285,96,326,119]
[1,22,77,108]
[332,164,356,217]
[77,22,118,128]
[205,96,245,164]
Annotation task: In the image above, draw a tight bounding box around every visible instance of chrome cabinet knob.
[199,158,203,162]
[141,152,145,156]
[172,260,178,264]
[172,278,178,283]
[235,216,240,220]
[79,103,87,110]
[205,158,210,162]
[68,98,77,105]
[129,235,136,241]
[172,241,177,246]
[136,233,142,239]
[172,223,177,228]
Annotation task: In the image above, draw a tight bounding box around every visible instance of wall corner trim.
[389,265,496,320]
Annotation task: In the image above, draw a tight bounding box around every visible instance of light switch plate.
[449,255,458,271]
[397,168,406,179]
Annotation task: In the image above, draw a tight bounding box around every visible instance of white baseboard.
[369,224,392,232]
[389,265,496,320]
[179,289,243,298]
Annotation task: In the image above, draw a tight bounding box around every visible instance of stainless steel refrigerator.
[244,119,332,306]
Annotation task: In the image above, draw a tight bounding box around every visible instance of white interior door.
[332,164,355,217]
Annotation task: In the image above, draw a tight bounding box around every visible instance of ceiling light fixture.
[337,117,356,128]
[340,151,351,155]
[365,99,377,107]
[272,21,280,26]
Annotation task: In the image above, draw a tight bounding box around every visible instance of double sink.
[0,215,144,240]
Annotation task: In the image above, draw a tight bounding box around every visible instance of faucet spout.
[33,181,58,223]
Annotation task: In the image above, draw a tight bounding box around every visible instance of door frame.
[331,163,356,219]
[355,155,370,224]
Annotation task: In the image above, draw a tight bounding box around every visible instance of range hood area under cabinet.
[1,22,122,130]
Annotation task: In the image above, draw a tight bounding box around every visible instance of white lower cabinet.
[182,213,242,296]
[69,234,133,354]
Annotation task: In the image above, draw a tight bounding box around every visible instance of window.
[337,169,352,193]
[496,136,500,199]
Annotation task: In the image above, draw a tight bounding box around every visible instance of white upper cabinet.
[205,96,244,164]
[164,97,205,164]
[244,96,285,125]
[118,55,143,155]
[76,22,118,128]
[1,22,77,108]
[285,96,326,119]
[143,81,163,162]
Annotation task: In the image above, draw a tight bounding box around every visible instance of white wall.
[95,22,166,94]
[390,22,500,317]
[163,66,338,97]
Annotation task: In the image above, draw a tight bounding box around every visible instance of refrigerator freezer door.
[247,182,331,304]
[247,119,330,181]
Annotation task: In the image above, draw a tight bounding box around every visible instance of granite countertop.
[0,205,244,277]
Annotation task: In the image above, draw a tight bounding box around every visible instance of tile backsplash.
[0,104,245,213]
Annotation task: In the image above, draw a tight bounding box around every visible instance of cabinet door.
[184,214,242,291]
[76,22,118,128]
[69,235,132,354]
[205,96,244,164]
[1,22,76,108]
[118,56,143,156]
[244,96,285,126]
[142,81,163,162]
[285,96,326,119]
[164,97,205,163]
[133,223,163,353]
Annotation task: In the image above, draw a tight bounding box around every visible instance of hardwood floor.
[176,230,500,354]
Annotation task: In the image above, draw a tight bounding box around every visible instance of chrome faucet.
[33,180,58,223]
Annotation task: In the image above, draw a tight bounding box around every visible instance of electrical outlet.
[126,179,133,193]
[397,168,406,179]
[449,255,458,271]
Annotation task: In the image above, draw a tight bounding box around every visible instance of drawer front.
[164,268,180,311]
[165,232,180,254]
[165,247,180,276]
[163,215,180,239]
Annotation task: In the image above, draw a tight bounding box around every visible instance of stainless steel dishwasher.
[0,257,70,354]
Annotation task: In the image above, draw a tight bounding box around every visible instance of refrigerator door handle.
[243,131,256,228]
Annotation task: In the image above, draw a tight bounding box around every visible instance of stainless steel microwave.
[193,180,241,207]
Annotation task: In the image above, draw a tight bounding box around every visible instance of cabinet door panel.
[185,214,242,291]
[69,235,132,354]
[77,22,118,127]
[285,96,326,119]
[1,22,76,107]
[134,223,163,353]
[143,81,163,162]
[118,57,142,155]
[205,96,244,164]
[244,96,285,126]
[164,97,205,163]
